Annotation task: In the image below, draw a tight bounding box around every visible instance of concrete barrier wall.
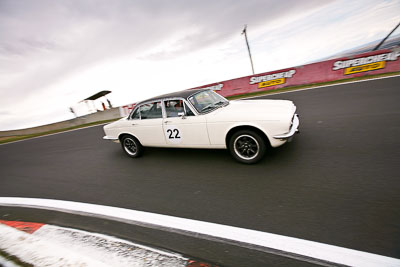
[0,108,121,137]
[119,104,137,117]
[119,48,400,117]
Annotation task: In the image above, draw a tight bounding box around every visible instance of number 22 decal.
[167,129,181,139]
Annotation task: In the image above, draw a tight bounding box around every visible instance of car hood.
[206,99,296,121]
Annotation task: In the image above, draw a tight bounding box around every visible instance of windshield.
[189,90,229,114]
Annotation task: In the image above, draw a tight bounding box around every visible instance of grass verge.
[0,118,119,145]
[0,249,33,267]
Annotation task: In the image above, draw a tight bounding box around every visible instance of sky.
[1,0,399,130]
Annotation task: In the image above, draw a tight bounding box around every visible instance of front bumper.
[273,114,300,140]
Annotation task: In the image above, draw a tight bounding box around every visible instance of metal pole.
[242,25,255,74]
[373,21,400,51]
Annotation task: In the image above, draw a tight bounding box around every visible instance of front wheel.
[121,135,143,158]
[229,130,266,164]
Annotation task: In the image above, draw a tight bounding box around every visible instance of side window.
[140,101,162,119]
[131,108,140,120]
[165,100,185,118]
[184,103,195,116]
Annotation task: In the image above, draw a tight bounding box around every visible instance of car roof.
[136,88,207,105]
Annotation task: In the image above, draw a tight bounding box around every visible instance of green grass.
[1,71,399,145]
[0,249,33,267]
[227,71,400,100]
[0,118,119,145]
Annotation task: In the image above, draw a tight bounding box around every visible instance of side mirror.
[178,112,186,119]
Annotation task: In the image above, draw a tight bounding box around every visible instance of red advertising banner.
[192,48,400,98]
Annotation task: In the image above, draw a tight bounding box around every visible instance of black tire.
[120,135,143,158]
[228,130,266,164]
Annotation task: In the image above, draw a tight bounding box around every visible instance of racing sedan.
[103,89,299,164]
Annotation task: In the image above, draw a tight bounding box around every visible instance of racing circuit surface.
[1,76,399,262]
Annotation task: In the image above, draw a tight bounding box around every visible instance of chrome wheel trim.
[123,137,137,156]
[233,134,259,160]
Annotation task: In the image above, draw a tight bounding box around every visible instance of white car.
[103,89,299,164]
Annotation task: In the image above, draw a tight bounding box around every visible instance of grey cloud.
[0,110,12,116]
[0,0,330,61]
[0,0,331,107]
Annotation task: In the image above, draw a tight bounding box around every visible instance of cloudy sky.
[1,0,399,130]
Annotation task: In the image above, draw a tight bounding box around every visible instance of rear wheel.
[121,135,143,158]
[229,130,266,164]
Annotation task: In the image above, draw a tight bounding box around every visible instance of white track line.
[2,74,399,146]
[0,197,399,267]
[0,122,110,146]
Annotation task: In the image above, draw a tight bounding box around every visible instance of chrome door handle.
[164,120,171,124]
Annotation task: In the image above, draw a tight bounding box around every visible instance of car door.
[162,99,210,147]
[129,101,166,146]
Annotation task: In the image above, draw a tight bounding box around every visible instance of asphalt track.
[1,76,399,262]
